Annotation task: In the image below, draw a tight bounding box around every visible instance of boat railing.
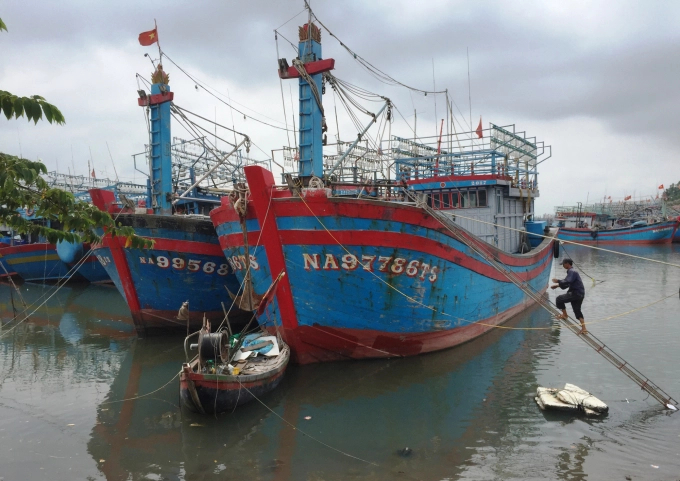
[272,124,549,188]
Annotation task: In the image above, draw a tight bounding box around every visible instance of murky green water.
[1,244,679,480]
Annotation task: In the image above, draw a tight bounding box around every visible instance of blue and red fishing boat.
[210,21,557,364]
[557,219,678,245]
[0,245,18,279]
[0,243,85,283]
[89,65,248,334]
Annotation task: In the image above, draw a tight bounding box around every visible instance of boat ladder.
[419,200,677,409]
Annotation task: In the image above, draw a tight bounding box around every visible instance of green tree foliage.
[0,152,151,247]
[663,182,680,203]
[0,91,65,125]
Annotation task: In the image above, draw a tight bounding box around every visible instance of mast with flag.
[137,22,173,214]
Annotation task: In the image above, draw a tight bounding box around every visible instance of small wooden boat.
[180,322,290,415]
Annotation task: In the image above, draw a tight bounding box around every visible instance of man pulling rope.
[551,258,587,334]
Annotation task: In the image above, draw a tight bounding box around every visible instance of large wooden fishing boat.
[210,20,557,364]
[89,66,251,334]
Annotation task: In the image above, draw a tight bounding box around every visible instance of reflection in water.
[84,302,558,480]
[1,245,680,480]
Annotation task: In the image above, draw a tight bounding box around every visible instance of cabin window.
[433,193,441,209]
[461,191,469,208]
[478,189,487,207]
[496,190,502,214]
[469,191,478,208]
[450,192,460,208]
[441,193,451,209]
[426,194,433,208]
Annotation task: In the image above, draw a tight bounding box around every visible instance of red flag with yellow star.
[138,28,158,46]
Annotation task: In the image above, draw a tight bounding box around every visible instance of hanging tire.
[553,239,560,259]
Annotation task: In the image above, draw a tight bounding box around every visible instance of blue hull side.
[0,243,85,283]
[93,214,247,333]
[74,255,112,284]
[211,186,555,364]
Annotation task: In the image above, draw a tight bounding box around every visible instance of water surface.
[1,244,679,480]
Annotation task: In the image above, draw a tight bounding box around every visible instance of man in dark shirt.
[551,258,587,334]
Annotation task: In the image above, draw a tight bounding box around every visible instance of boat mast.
[139,64,174,215]
[297,22,324,181]
[278,18,334,185]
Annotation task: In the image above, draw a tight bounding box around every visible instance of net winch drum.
[198,330,229,367]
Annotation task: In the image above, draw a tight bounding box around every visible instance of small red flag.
[91,169,96,178]
[475,117,483,138]
[256,271,285,316]
[138,28,158,46]
[658,184,664,189]
[624,195,631,201]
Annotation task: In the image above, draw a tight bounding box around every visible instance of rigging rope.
[161,53,294,133]
[0,250,93,339]
[237,378,378,466]
[305,2,445,96]
[293,189,677,407]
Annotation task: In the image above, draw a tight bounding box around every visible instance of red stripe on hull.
[101,235,141,313]
[277,294,541,364]
[181,368,286,392]
[272,199,541,267]
[0,243,57,255]
[214,201,544,269]
[216,222,554,282]
[278,230,553,282]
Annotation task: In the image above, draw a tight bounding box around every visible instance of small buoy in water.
[398,447,412,457]
[666,403,677,411]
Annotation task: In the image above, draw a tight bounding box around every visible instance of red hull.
[273,295,537,364]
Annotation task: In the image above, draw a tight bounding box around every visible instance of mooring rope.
[445,209,680,269]
[0,251,92,339]
[237,378,379,466]
[294,191,676,334]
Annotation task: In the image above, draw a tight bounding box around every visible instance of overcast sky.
[2,0,679,214]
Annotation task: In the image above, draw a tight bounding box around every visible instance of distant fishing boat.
[555,202,679,244]
[210,19,557,364]
[0,240,110,284]
[557,219,679,245]
[0,245,18,279]
[0,243,85,283]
